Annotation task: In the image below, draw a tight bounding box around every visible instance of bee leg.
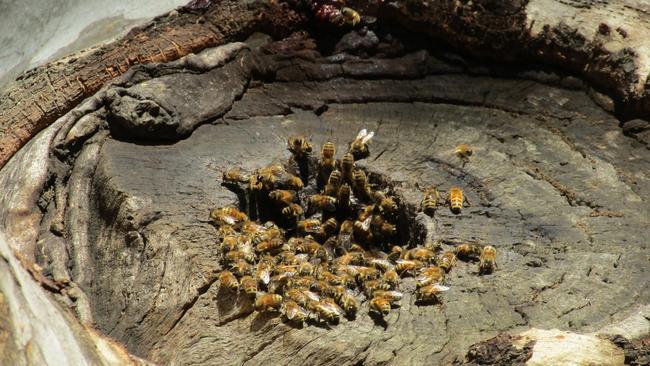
[464,196,472,207]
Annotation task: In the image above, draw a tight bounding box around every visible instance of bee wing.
[371,258,394,271]
[221,215,236,225]
[258,270,270,285]
[361,130,375,144]
[303,290,321,302]
[432,284,450,292]
[361,216,371,231]
[386,290,403,300]
[322,302,344,316]
[415,273,431,282]
[284,305,299,320]
[356,128,368,140]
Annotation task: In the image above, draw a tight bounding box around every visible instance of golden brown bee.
[372,290,403,304]
[220,235,238,253]
[274,264,298,277]
[455,144,473,160]
[395,259,422,276]
[382,269,400,287]
[222,167,249,184]
[337,184,351,211]
[248,174,262,191]
[219,270,239,292]
[479,245,497,275]
[269,189,295,205]
[456,243,482,261]
[416,284,449,302]
[319,218,338,238]
[416,266,445,288]
[292,237,322,255]
[369,258,393,272]
[349,128,374,160]
[318,142,338,185]
[284,175,304,190]
[439,251,457,272]
[340,293,359,315]
[324,285,347,301]
[224,250,245,264]
[369,296,391,316]
[298,219,321,234]
[404,248,436,263]
[282,203,304,218]
[353,216,373,243]
[315,298,344,323]
[287,136,313,160]
[448,186,470,214]
[256,260,272,285]
[421,187,440,216]
[363,279,391,297]
[256,238,285,253]
[340,7,361,26]
[379,221,397,238]
[324,170,342,196]
[340,153,355,183]
[358,266,380,281]
[309,194,337,212]
[240,275,258,296]
[298,261,314,276]
[336,220,354,251]
[375,191,398,216]
[285,289,309,307]
[387,245,404,262]
[210,207,248,226]
[282,300,309,323]
[255,293,283,312]
[352,169,372,201]
[287,276,315,290]
[231,260,253,277]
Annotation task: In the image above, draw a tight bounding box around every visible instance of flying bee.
[219,270,239,292]
[298,219,321,234]
[309,194,337,213]
[479,245,497,275]
[404,248,436,264]
[369,296,391,316]
[337,184,351,211]
[416,284,450,302]
[416,266,445,288]
[455,144,473,161]
[318,142,338,185]
[210,207,248,226]
[222,167,249,184]
[395,259,422,276]
[340,153,355,183]
[324,170,342,196]
[255,293,283,312]
[269,190,295,206]
[287,136,313,160]
[448,186,470,214]
[282,203,304,218]
[282,300,309,323]
[340,293,359,316]
[421,187,441,216]
[349,128,375,160]
[439,251,457,272]
[240,275,258,296]
[456,243,482,261]
[352,169,372,201]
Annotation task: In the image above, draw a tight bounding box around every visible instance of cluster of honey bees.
[211,130,497,325]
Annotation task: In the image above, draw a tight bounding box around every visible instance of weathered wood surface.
[1,27,648,364]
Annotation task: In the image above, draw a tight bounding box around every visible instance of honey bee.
[224,250,245,264]
[269,189,295,205]
[456,243,482,261]
[369,296,391,316]
[318,142,338,185]
[336,220,354,251]
[231,259,253,277]
[287,136,313,160]
[210,207,248,226]
[282,203,304,218]
[353,216,373,243]
[395,259,422,276]
[340,293,359,315]
[284,175,304,190]
[256,238,285,253]
[220,235,238,253]
[448,186,470,214]
[337,184,351,211]
[369,258,393,272]
[256,260,272,285]
[285,288,309,307]
[349,128,374,160]
[222,167,249,184]
[240,275,258,296]
[340,7,361,26]
[282,300,309,323]
[382,269,400,286]
[416,284,449,302]
[416,266,445,288]
[219,270,239,292]
[319,218,338,239]
[340,153,355,183]
[352,169,372,201]
[372,290,403,304]
[439,251,457,272]
[324,284,347,301]
[478,245,497,274]
[292,237,322,255]
[358,266,380,281]
[375,191,398,216]
[387,245,404,262]
[378,221,397,238]
[324,170,342,196]
[255,293,283,312]
[298,219,321,234]
[455,144,473,160]
[404,248,436,263]
[315,298,344,323]
[298,261,314,276]
[363,279,391,297]
[421,187,441,216]
[309,194,337,212]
